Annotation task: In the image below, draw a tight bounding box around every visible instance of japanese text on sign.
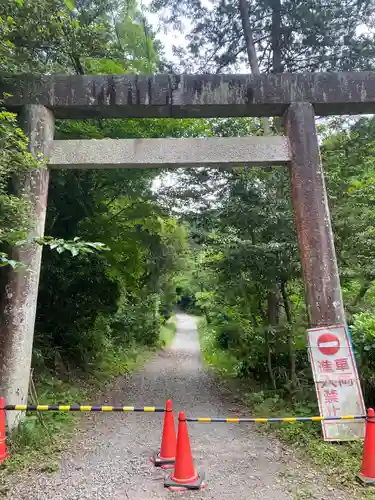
[307,325,365,441]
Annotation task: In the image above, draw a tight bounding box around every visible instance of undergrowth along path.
[7,314,355,499]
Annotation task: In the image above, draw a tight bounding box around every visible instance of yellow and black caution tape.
[4,405,165,412]
[185,415,366,423]
[1,405,367,422]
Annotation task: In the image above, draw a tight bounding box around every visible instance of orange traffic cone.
[150,400,176,469]
[358,408,375,485]
[164,412,205,491]
[0,397,8,463]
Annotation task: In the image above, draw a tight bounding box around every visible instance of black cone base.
[164,472,206,491]
[150,451,175,468]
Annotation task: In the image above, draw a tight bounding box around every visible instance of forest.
[2,0,375,476]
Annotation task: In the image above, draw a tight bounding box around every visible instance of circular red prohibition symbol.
[317,332,340,356]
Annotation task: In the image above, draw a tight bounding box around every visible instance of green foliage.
[198,319,239,378]
[199,314,309,388]
[1,0,161,75]
[0,107,109,269]
[2,378,81,473]
[159,316,177,348]
[323,118,375,288]
[0,97,100,312]
[32,155,190,368]
[1,0,112,73]
[0,107,36,270]
[0,252,20,268]
[34,236,109,256]
[0,109,36,246]
[350,313,375,399]
[111,0,161,74]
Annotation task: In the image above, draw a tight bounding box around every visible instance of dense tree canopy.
[151,0,375,72]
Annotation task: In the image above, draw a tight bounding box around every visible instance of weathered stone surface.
[2,72,375,118]
[0,105,54,429]
[284,102,345,328]
[49,136,291,169]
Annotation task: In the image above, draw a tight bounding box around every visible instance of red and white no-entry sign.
[307,324,365,441]
[317,332,340,355]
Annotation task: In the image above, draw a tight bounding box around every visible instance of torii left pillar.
[0,105,54,430]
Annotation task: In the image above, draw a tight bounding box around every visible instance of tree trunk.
[200,283,211,324]
[238,0,270,134]
[270,0,283,133]
[271,0,282,73]
[280,280,297,392]
[266,289,279,390]
[264,326,277,390]
[239,0,260,72]
[267,287,280,325]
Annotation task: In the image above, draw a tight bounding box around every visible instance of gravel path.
[8,314,354,500]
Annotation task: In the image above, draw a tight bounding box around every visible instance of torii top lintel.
[1,72,375,119]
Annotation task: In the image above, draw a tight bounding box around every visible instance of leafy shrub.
[204,315,312,391]
[215,322,245,349]
[34,253,119,371]
[350,312,375,399]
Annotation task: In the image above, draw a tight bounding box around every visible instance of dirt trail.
[7,314,353,499]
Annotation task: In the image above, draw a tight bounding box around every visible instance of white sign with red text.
[307,324,365,441]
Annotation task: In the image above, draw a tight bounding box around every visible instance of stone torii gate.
[1,71,375,429]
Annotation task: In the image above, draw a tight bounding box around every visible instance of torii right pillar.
[284,102,346,328]
[284,103,366,442]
